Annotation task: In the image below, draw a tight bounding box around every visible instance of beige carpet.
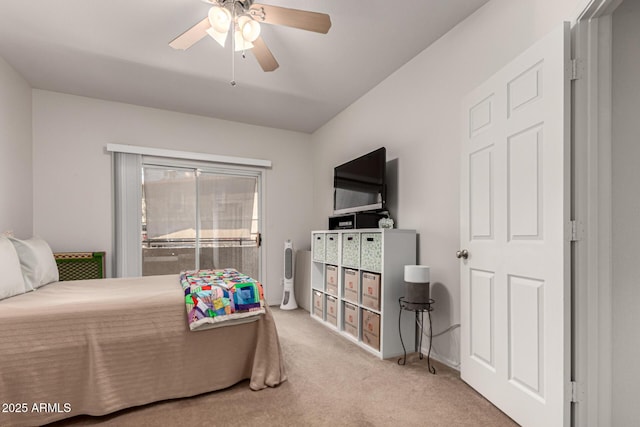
[51,308,517,426]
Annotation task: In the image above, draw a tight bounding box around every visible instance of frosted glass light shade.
[233,30,254,51]
[208,6,231,33]
[237,15,261,42]
[206,27,229,47]
[206,6,231,47]
[404,265,430,283]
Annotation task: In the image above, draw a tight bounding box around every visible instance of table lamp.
[404,265,431,310]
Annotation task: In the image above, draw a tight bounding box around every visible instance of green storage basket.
[54,252,105,281]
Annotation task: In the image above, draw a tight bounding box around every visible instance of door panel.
[142,167,197,275]
[508,274,544,398]
[508,125,543,240]
[460,23,571,427]
[470,269,495,369]
[470,146,494,240]
[198,172,260,279]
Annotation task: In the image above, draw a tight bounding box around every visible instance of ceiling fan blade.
[251,4,331,34]
[169,17,212,50]
[251,36,279,72]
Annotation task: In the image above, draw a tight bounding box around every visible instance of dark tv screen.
[333,147,386,215]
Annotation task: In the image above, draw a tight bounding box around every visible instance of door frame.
[572,0,622,425]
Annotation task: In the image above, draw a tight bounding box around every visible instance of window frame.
[112,148,267,282]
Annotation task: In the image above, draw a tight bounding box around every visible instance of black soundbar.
[328,212,386,230]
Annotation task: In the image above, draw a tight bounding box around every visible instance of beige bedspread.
[0,275,286,426]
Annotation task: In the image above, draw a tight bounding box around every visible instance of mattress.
[0,275,286,426]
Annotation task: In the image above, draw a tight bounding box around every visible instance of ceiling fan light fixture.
[237,15,261,43]
[208,5,231,33]
[234,29,254,51]
[206,27,229,47]
[170,0,330,76]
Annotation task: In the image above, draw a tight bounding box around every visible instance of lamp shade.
[206,27,229,47]
[206,6,231,47]
[404,265,431,307]
[404,265,430,283]
[208,6,231,33]
[233,30,254,51]
[237,15,261,42]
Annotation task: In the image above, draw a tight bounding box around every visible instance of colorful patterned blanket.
[180,269,266,331]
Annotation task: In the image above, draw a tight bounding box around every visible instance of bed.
[0,274,287,427]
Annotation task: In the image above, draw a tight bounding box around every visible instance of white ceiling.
[0,0,489,133]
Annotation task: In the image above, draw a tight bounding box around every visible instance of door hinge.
[256,232,262,247]
[571,58,580,81]
[571,381,583,403]
[570,220,580,242]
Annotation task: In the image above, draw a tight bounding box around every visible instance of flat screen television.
[333,147,386,215]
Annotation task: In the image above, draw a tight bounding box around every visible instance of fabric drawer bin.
[343,268,359,303]
[326,295,338,327]
[325,265,338,296]
[324,233,339,265]
[361,272,381,311]
[343,302,358,338]
[341,233,360,268]
[344,322,358,339]
[362,309,381,351]
[313,290,324,319]
[312,233,325,262]
[360,233,382,272]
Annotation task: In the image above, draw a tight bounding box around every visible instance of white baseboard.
[420,344,460,372]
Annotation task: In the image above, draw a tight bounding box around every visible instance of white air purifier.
[280,239,298,310]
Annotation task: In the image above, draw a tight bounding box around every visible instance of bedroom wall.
[310,0,583,367]
[0,55,32,238]
[611,0,640,424]
[31,90,314,305]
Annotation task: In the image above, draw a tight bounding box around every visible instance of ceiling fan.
[169,0,331,78]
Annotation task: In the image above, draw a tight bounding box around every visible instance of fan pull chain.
[231,46,236,86]
[230,1,237,86]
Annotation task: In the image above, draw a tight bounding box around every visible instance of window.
[111,145,268,280]
[141,165,260,278]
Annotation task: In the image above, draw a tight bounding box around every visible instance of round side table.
[398,296,436,374]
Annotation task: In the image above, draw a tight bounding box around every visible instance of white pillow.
[0,236,27,300]
[9,236,59,291]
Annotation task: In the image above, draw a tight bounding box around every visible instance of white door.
[460,23,571,426]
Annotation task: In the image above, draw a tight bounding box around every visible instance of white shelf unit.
[310,229,416,359]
